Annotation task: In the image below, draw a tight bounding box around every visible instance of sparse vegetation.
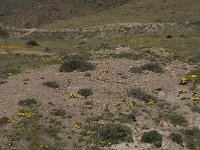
[191,104,200,114]
[170,132,183,145]
[128,89,157,103]
[182,127,200,150]
[117,112,137,123]
[187,69,200,83]
[167,113,188,126]
[0,80,7,85]
[59,55,95,72]
[51,108,66,117]
[26,40,39,46]
[84,123,133,146]
[43,81,60,89]
[141,130,162,148]
[0,116,9,126]
[18,99,38,107]
[112,52,141,60]
[78,88,93,98]
[1,0,200,149]
[130,63,164,73]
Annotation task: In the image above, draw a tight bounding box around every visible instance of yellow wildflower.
[192,91,198,97]
[192,97,199,101]
[179,78,189,85]
[75,122,81,129]
[96,77,101,80]
[40,144,49,149]
[130,102,134,107]
[179,90,185,94]
[189,75,198,80]
[102,70,109,74]
[147,100,156,105]
[8,73,13,76]
[70,93,80,98]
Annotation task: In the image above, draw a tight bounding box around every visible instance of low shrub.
[170,132,183,145]
[26,40,39,46]
[51,108,66,117]
[128,89,156,103]
[78,88,93,97]
[59,55,95,72]
[0,117,9,126]
[43,81,60,89]
[167,113,188,126]
[141,130,162,148]
[191,105,200,114]
[18,98,38,107]
[118,112,137,123]
[130,63,164,73]
[112,52,141,60]
[92,123,133,144]
[182,127,200,149]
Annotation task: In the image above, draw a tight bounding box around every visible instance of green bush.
[93,124,133,144]
[191,105,200,114]
[51,108,66,117]
[118,112,137,123]
[59,55,95,72]
[112,52,141,60]
[26,40,39,46]
[43,81,60,89]
[141,130,162,148]
[167,113,188,126]
[170,132,183,145]
[78,88,93,97]
[18,98,38,107]
[183,127,200,149]
[0,27,7,37]
[130,63,164,73]
[0,80,7,85]
[128,89,156,103]
[0,117,9,126]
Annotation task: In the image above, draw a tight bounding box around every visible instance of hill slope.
[0,0,131,28]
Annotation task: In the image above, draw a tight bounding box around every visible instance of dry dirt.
[0,55,199,149]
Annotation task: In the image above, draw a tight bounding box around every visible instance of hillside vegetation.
[0,0,200,149]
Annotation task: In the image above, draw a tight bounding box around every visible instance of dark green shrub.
[130,63,164,73]
[18,99,38,107]
[94,124,133,144]
[78,88,93,97]
[118,112,137,123]
[191,105,200,114]
[183,127,200,149]
[26,40,39,46]
[43,81,60,89]
[0,117,9,126]
[59,55,95,72]
[51,108,66,117]
[99,42,111,50]
[142,63,164,73]
[128,89,156,103]
[0,27,7,37]
[129,67,143,73]
[112,52,141,60]
[170,132,183,145]
[141,130,162,148]
[0,80,7,85]
[167,113,188,126]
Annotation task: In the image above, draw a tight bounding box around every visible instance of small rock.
[158,91,165,97]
